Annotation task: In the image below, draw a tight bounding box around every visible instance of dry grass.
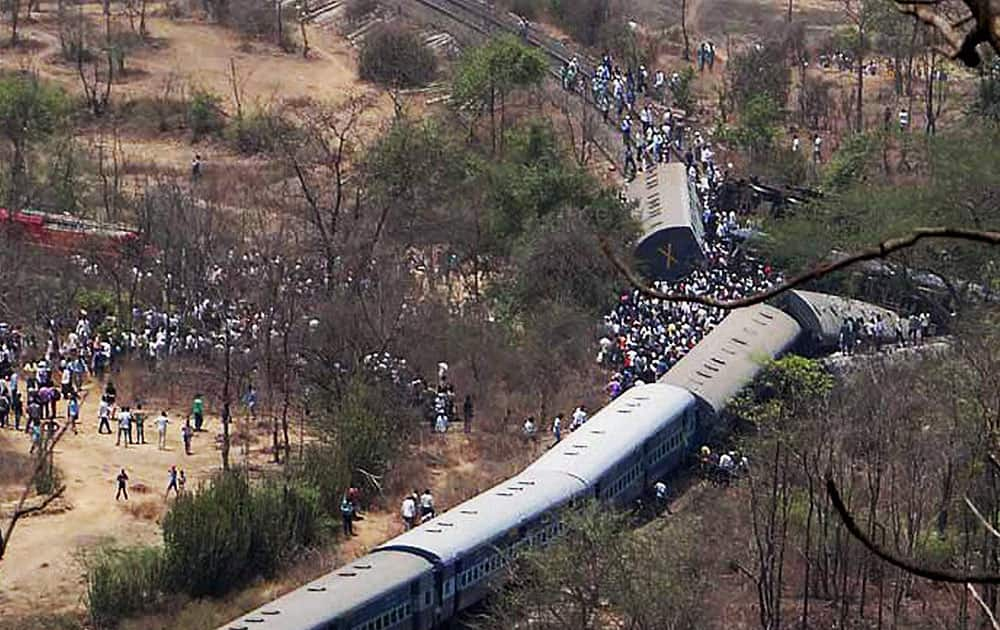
[0,437,34,487]
[121,497,166,522]
[118,547,341,630]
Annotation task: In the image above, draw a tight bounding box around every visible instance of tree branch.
[826,476,1000,584]
[601,227,1000,310]
[969,583,1000,630]
[0,420,71,561]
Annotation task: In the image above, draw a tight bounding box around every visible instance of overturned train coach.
[220,291,880,630]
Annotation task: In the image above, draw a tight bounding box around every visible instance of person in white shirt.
[401,494,417,530]
[155,411,170,450]
[419,490,435,521]
[522,416,536,439]
[571,406,588,430]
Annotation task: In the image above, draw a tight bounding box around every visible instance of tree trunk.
[855,46,865,132]
[680,0,690,61]
[9,0,20,47]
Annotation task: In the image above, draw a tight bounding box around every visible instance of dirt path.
[0,377,225,617]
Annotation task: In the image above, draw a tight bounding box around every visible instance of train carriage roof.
[659,304,802,415]
[524,383,695,484]
[376,469,585,565]
[220,550,431,630]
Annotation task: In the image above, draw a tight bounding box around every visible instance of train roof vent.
[426,528,444,533]
[563,452,579,456]
[731,337,748,346]
[353,564,372,570]
[244,618,265,623]
[228,626,249,630]
[507,486,525,491]
[438,522,455,527]
[616,409,633,414]
[336,571,357,577]
[516,480,536,486]
[710,357,727,366]
[701,363,720,372]
[261,610,280,616]
[632,395,650,400]
[695,370,714,379]
[759,310,774,320]
[460,509,479,515]
[307,586,327,592]
[496,492,514,497]
[571,444,588,448]
[589,429,606,434]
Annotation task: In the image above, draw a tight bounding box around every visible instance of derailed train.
[220,292,896,630]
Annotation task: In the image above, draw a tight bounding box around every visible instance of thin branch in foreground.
[968,583,1000,630]
[826,476,1000,584]
[964,496,1000,541]
[602,227,1000,310]
[0,420,72,561]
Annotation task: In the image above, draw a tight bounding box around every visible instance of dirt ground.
[0,374,226,617]
[1,5,368,109]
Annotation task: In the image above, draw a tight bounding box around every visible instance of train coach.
[220,299,828,630]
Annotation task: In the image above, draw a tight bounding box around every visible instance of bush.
[162,470,324,597]
[344,0,378,23]
[225,109,296,155]
[188,90,225,141]
[83,545,166,628]
[359,22,437,88]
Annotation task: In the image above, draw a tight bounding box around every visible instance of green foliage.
[82,545,166,629]
[162,470,324,597]
[358,22,437,88]
[0,73,70,205]
[734,93,783,155]
[294,444,351,517]
[727,40,790,116]
[187,90,225,141]
[309,376,413,491]
[75,288,117,320]
[225,109,295,155]
[452,34,547,110]
[670,66,696,113]
[488,501,705,630]
[484,120,594,250]
[820,132,880,192]
[972,59,1000,123]
[732,355,833,430]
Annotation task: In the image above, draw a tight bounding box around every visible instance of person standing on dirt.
[340,494,355,536]
[191,154,203,181]
[166,465,179,497]
[103,381,117,406]
[155,411,169,450]
[116,406,131,447]
[116,469,129,501]
[133,403,146,444]
[98,399,113,434]
[191,394,205,432]
[401,494,417,530]
[419,489,435,521]
[0,391,9,429]
[26,394,42,436]
[12,390,23,431]
[67,394,79,435]
[181,420,193,455]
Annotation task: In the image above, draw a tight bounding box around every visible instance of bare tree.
[893,0,1000,68]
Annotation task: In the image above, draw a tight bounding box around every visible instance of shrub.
[188,90,225,141]
[225,109,296,155]
[359,22,437,88]
[82,545,166,628]
[162,470,324,597]
[344,0,378,23]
